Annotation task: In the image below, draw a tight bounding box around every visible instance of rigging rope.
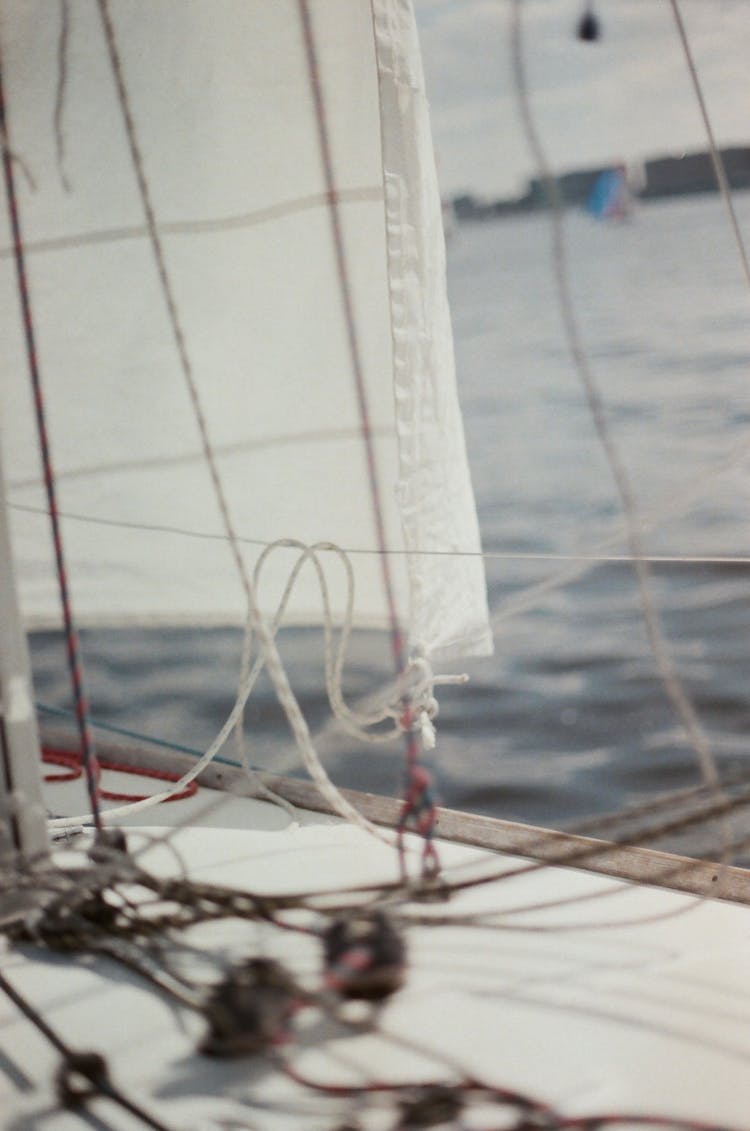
[0,967,179,1131]
[669,0,750,297]
[508,0,727,852]
[4,8,750,1130]
[53,0,71,192]
[44,536,454,868]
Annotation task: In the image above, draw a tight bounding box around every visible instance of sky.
[413,0,750,199]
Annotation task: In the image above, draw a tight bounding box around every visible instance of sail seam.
[8,426,396,490]
[0,186,384,260]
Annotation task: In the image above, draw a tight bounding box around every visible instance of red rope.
[0,46,103,830]
[41,746,197,803]
[297,1,438,878]
[278,1063,737,1131]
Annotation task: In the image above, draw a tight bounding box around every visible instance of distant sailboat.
[586,162,631,219]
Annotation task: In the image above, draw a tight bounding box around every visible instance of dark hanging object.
[577,4,601,42]
[323,911,406,1002]
[201,958,299,1056]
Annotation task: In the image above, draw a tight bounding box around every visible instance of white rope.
[48,539,440,840]
[253,540,399,740]
[48,535,470,840]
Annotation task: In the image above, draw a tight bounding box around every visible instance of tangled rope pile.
[5,770,750,1131]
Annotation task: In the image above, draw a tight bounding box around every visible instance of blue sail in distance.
[587,166,630,219]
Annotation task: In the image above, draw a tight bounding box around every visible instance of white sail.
[0,0,491,662]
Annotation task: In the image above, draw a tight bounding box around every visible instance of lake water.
[30,192,750,859]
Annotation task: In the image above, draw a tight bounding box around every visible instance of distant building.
[452,193,533,221]
[642,146,750,200]
[452,194,485,221]
[449,145,750,225]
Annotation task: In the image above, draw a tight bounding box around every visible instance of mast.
[0,427,49,913]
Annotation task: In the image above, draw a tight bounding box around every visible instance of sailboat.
[2,2,750,1129]
[586,164,631,220]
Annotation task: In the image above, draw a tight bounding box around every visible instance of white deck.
[3,776,750,1129]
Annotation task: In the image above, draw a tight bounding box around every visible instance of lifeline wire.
[12,491,750,565]
[0,32,103,831]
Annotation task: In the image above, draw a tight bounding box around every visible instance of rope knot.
[394,653,468,751]
[394,652,469,879]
